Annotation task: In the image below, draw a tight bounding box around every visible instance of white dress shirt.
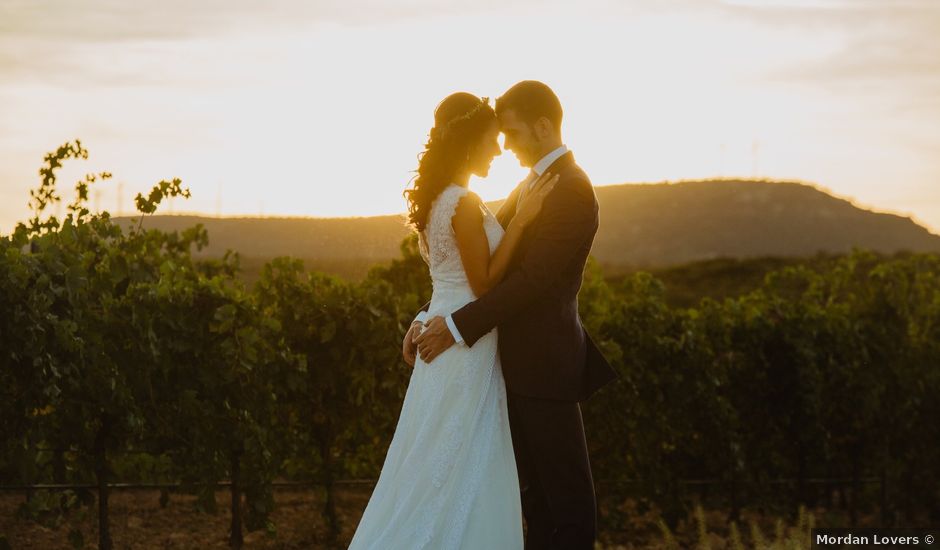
[532,144,569,178]
[438,145,569,346]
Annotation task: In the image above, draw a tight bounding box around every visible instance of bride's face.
[469,119,501,178]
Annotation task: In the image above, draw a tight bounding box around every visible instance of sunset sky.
[1,0,938,233]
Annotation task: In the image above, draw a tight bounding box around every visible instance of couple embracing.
[349,80,617,550]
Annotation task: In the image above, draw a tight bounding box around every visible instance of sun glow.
[1,1,938,233]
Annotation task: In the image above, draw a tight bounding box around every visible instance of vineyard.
[1,142,938,548]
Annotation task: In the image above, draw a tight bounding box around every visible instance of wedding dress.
[348,184,523,549]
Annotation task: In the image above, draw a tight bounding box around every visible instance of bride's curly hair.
[404,92,496,232]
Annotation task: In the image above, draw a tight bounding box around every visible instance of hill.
[117,180,940,277]
[591,179,940,268]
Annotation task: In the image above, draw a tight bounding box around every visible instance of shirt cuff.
[445,314,465,346]
[413,310,429,325]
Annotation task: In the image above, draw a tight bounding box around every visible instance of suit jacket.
[420,151,617,402]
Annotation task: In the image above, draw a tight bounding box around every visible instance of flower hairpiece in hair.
[432,97,490,141]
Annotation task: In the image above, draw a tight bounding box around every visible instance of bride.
[348,92,557,549]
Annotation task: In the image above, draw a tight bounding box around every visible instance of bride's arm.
[452,176,557,297]
[452,193,522,298]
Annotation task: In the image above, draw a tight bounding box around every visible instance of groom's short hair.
[496,80,563,133]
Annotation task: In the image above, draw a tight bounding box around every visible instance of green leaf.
[320,320,336,343]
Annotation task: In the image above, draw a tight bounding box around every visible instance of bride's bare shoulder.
[452,191,484,227]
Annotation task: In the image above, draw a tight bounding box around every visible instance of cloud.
[0,0,554,45]
[712,0,940,92]
[0,0,544,83]
[720,0,935,9]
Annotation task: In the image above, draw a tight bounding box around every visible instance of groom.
[407,80,617,549]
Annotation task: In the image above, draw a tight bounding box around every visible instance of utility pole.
[117,181,125,216]
[751,140,761,178]
[719,143,727,178]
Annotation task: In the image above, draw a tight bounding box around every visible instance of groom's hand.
[402,321,422,367]
[414,316,455,363]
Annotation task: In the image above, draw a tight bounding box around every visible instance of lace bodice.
[419,184,504,295]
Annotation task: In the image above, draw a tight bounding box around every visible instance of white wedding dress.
[348,184,523,549]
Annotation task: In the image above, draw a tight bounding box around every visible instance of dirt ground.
[1,487,377,549]
[0,487,900,549]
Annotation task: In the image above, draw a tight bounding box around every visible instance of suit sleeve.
[451,180,596,346]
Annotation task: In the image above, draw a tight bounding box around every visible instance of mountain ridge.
[117,179,940,270]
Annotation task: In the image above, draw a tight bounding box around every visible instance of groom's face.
[498,108,539,168]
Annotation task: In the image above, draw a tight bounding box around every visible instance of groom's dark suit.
[452,150,615,403]
[419,151,617,549]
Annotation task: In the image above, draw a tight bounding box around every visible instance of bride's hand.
[513,172,560,228]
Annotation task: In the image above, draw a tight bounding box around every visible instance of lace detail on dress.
[420,184,504,296]
[424,184,469,270]
[441,356,500,548]
[418,232,430,265]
